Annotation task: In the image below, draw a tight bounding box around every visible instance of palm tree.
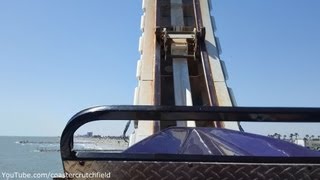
[289,133,294,140]
[273,133,278,139]
[294,133,299,140]
[283,135,287,140]
[273,133,282,139]
[305,134,309,141]
[311,135,315,140]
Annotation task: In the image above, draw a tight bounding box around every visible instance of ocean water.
[0,136,63,176]
[0,136,128,179]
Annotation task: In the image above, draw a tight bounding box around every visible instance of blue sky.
[0,0,319,137]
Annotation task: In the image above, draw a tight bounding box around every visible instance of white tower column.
[171,0,195,127]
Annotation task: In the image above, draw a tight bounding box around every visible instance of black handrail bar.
[60,105,320,159]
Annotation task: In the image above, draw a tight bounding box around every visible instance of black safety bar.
[60,105,320,160]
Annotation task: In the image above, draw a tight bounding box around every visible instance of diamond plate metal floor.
[62,160,320,180]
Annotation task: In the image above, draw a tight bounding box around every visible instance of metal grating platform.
[63,160,320,180]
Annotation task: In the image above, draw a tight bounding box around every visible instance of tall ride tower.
[59,2,320,179]
[131,0,240,145]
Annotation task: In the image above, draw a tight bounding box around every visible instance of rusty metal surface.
[63,160,320,180]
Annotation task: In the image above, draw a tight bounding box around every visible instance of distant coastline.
[15,136,128,153]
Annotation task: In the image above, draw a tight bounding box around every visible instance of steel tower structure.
[131,0,240,145]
